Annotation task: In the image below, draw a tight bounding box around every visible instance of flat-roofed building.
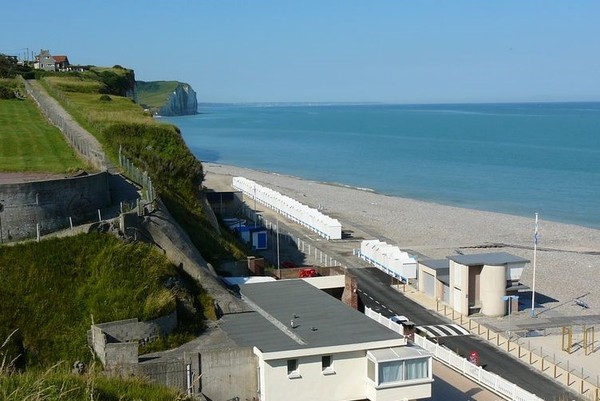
[418,259,450,304]
[220,279,433,401]
[448,252,529,317]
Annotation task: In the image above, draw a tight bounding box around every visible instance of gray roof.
[419,259,449,271]
[420,259,450,285]
[219,279,402,353]
[447,252,529,266]
[438,274,450,286]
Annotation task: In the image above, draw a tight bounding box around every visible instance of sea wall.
[0,172,111,241]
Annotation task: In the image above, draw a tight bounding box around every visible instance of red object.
[468,351,480,366]
[299,268,317,278]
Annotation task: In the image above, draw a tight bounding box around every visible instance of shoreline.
[203,162,600,319]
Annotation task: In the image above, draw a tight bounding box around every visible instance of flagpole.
[530,212,538,318]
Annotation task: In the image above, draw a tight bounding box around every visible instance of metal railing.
[365,306,545,401]
[434,302,600,400]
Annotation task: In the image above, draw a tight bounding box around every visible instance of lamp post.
[0,201,4,244]
[531,212,539,318]
[276,214,280,273]
[501,295,519,339]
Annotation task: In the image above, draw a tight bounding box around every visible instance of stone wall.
[0,172,111,241]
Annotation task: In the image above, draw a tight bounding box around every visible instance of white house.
[220,279,433,401]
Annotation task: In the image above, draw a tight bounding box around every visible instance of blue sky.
[2,1,599,103]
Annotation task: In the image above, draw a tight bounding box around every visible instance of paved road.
[350,266,583,401]
[213,187,584,401]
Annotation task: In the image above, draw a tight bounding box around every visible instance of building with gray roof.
[219,278,433,401]
[448,252,530,317]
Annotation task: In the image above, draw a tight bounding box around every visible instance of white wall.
[365,381,432,401]
[303,275,345,289]
[449,261,469,315]
[260,350,366,401]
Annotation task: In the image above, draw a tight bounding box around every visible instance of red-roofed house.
[34,49,70,71]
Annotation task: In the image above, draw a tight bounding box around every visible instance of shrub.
[99,94,112,102]
[0,86,15,99]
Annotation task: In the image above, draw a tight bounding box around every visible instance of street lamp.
[0,201,4,244]
[501,295,519,339]
[276,214,280,273]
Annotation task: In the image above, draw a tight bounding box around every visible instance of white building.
[448,252,529,316]
[220,279,433,401]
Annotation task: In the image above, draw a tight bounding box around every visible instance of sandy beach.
[203,162,600,320]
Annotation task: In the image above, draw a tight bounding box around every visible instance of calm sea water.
[165,102,600,229]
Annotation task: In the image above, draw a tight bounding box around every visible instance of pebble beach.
[204,162,600,319]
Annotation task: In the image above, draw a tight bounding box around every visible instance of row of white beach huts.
[232,176,343,240]
[358,239,417,281]
[232,177,417,281]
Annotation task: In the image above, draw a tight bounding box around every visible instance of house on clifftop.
[35,49,69,71]
[34,49,86,72]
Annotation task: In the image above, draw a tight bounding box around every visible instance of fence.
[22,78,109,171]
[435,302,600,400]
[244,205,345,269]
[3,79,157,242]
[365,306,545,401]
[118,146,156,207]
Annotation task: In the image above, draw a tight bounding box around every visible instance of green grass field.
[0,97,86,172]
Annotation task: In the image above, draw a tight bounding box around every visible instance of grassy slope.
[0,233,177,368]
[0,96,86,173]
[0,368,190,400]
[0,71,213,399]
[41,73,249,267]
[136,80,180,109]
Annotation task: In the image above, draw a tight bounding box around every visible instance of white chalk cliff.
[158,83,198,116]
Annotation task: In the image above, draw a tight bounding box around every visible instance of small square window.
[322,355,335,374]
[287,359,300,378]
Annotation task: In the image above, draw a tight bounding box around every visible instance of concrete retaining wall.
[88,311,177,374]
[138,359,188,392]
[186,347,258,400]
[0,172,111,241]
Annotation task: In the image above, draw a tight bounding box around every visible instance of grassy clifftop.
[136,80,180,110]
[38,69,247,266]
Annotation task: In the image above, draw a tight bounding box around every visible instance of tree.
[0,54,18,78]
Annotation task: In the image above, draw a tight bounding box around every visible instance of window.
[375,358,429,384]
[405,358,428,380]
[287,359,300,378]
[322,355,334,374]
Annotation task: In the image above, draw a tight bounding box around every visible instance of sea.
[164,102,600,230]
